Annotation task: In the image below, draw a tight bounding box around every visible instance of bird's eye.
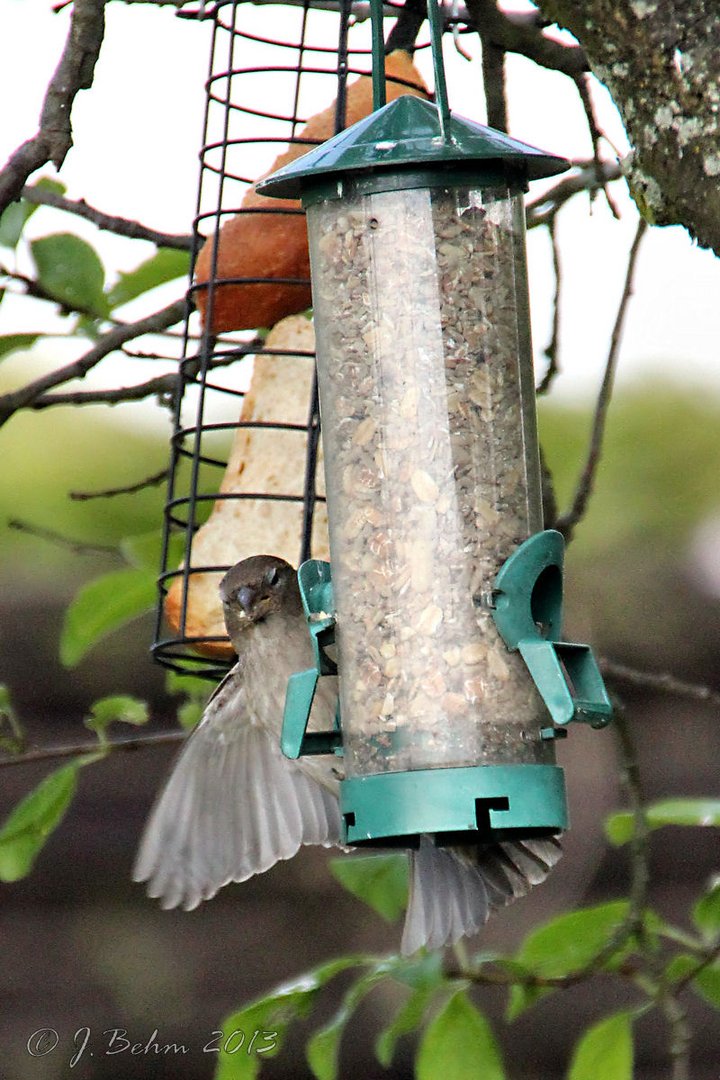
[264,566,280,588]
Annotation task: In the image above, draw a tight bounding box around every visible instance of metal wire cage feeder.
[152,0,445,679]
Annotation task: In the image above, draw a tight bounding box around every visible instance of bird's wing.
[402,837,491,955]
[133,669,342,911]
[402,835,563,955]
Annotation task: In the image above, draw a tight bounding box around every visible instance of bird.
[134,554,563,953]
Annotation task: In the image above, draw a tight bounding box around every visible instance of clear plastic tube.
[307,183,553,777]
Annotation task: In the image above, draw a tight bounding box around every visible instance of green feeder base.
[340,763,567,846]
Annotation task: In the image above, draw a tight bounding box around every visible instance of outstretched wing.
[402,835,563,955]
[133,667,342,911]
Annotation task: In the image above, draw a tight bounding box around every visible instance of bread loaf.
[165,316,328,657]
[195,51,429,333]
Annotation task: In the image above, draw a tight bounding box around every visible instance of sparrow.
[134,554,562,953]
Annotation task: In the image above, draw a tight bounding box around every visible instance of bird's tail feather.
[133,720,341,911]
[402,835,563,955]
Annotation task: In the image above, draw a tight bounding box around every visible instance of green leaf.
[567,1012,634,1080]
[107,247,190,309]
[31,233,110,317]
[693,879,720,940]
[0,201,35,249]
[178,699,205,731]
[508,902,635,1020]
[330,853,408,923]
[60,567,156,668]
[120,529,184,572]
[214,957,363,1080]
[394,950,444,990]
[0,763,79,881]
[375,982,438,1067]
[665,954,697,983]
[694,963,720,1009]
[0,683,25,754]
[416,988,505,1080]
[85,695,149,740]
[307,966,390,1080]
[0,180,68,247]
[606,799,720,846]
[0,333,41,359]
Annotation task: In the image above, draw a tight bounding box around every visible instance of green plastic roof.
[256,95,569,199]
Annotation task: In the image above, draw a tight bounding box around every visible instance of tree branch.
[556,218,647,541]
[601,659,720,710]
[536,0,720,254]
[0,297,187,428]
[464,0,587,77]
[7,518,118,556]
[21,333,263,413]
[0,0,107,215]
[526,159,624,229]
[20,185,194,250]
[69,469,169,501]
[384,0,427,54]
[0,730,185,769]
[480,36,508,132]
[536,217,562,394]
[0,262,110,320]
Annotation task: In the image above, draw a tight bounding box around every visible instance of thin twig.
[537,217,562,394]
[0,730,185,769]
[0,263,113,320]
[20,185,194,250]
[526,159,624,229]
[69,469,169,501]
[672,940,720,996]
[0,297,187,428]
[30,375,183,410]
[25,334,262,412]
[611,704,650,944]
[601,659,720,710]
[7,518,119,556]
[556,218,648,541]
[0,0,106,215]
[574,74,621,220]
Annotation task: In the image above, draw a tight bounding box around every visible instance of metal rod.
[370,0,386,109]
[334,0,352,132]
[426,0,452,140]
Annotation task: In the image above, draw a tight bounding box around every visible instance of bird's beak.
[237,585,257,614]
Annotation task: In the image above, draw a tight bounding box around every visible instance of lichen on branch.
[537,0,720,254]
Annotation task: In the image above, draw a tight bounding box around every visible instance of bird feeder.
[257,0,612,848]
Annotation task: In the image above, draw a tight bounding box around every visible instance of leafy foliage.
[60,566,157,668]
[0,763,81,881]
[416,988,505,1080]
[84,695,149,741]
[30,233,110,318]
[567,1012,634,1080]
[214,959,363,1080]
[507,901,638,1019]
[107,248,190,309]
[0,333,41,359]
[693,879,720,939]
[606,799,720,845]
[329,853,408,923]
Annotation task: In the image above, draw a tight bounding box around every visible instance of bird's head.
[219,555,301,639]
